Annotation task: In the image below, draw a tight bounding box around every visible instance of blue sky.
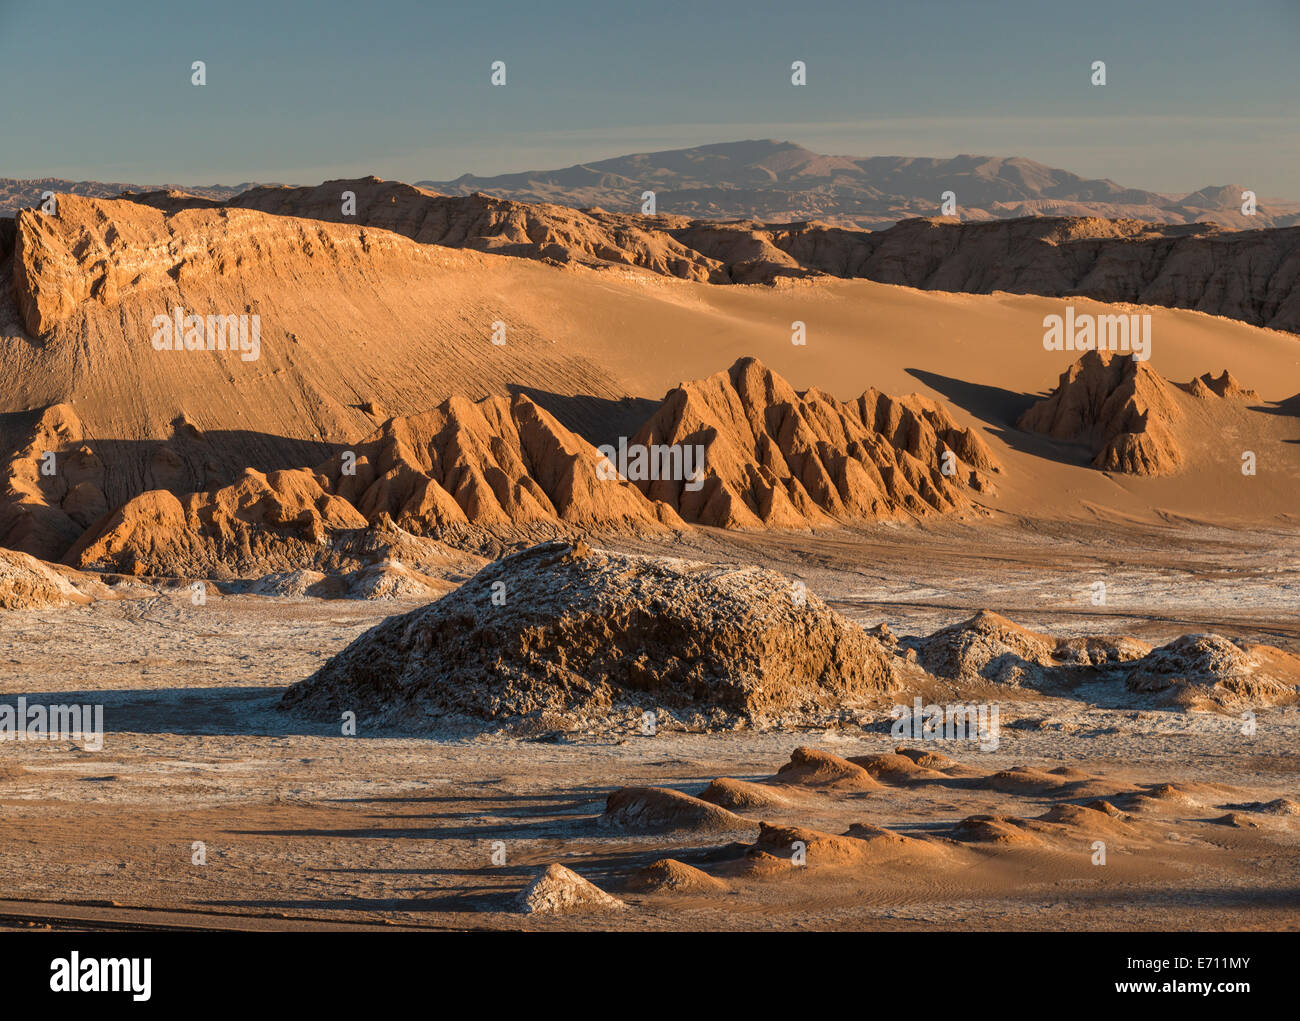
[3,0,1298,195]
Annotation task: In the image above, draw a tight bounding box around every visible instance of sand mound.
[975,765,1130,801]
[1212,813,1259,828]
[600,787,753,834]
[842,821,944,858]
[280,542,898,729]
[516,863,625,914]
[1083,799,1128,818]
[1226,798,1300,817]
[1120,783,1211,814]
[1125,634,1300,708]
[1228,798,1300,816]
[0,547,92,609]
[774,747,883,791]
[698,777,795,811]
[626,859,728,894]
[631,357,999,528]
[982,767,1079,795]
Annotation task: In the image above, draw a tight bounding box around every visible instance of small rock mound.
[1125,634,1300,707]
[1176,370,1260,402]
[1037,803,1133,834]
[908,610,1161,691]
[894,746,959,770]
[1212,813,1258,828]
[774,746,882,790]
[951,814,1045,845]
[908,610,1057,686]
[626,859,728,894]
[848,752,944,783]
[280,542,898,730]
[698,777,794,811]
[1231,798,1300,816]
[749,822,876,866]
[0,548,92,609]
[600,787,753,834]
[517,864,625,915]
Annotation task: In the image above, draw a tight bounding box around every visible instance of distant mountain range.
[4,140,1297,229]
[0,177,260,217]
[419,139,1299,230]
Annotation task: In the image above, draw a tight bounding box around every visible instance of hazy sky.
[4,0,1298,196]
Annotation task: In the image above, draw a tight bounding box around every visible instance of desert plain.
[0,174,1298,931]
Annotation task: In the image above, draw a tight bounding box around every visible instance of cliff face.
[16,185,1300,346]
[697,216,1300,333]
[224,180,1300,333]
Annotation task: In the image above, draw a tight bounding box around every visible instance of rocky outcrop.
[325,392,681,533]
[1126,635,1300,708]
[1017,352,1186,475]
[279,540,899,730]
[904,609,1299,708]
[516,864,625,915]
[630,357,998,527]
[907,610,1151,688]
[24,180,1299,338]
[0,547,93,609]
[60,362,995,578]
[215,181,1300,332]
[65,393,680,577]
[1017,351,1267,475]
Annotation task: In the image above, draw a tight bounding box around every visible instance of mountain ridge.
[5,140,1295,228]
[417,139,1300,230]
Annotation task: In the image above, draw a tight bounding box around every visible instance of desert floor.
[2,519,1297,931]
